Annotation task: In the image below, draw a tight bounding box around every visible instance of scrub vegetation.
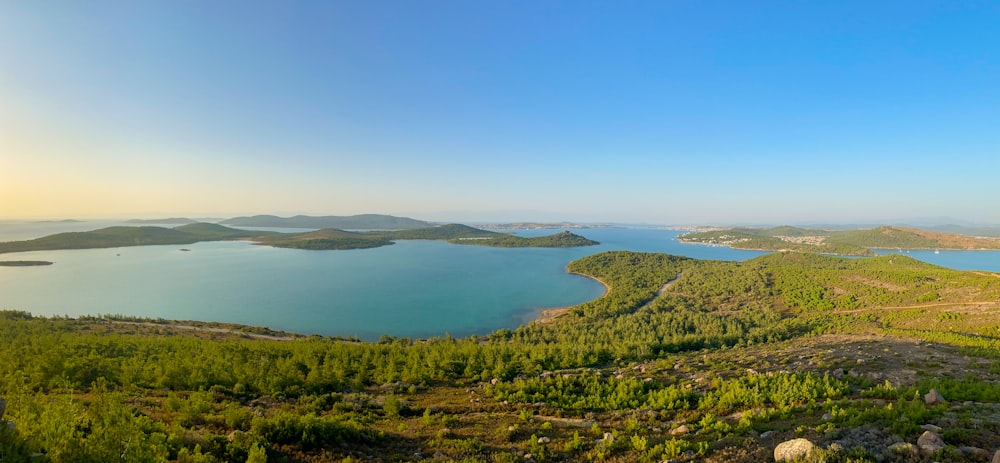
[3,251,1000,462]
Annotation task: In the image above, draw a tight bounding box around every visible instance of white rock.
[669,425,690,436]
[774,438,815,461]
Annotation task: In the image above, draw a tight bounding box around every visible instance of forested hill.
[0,224,270,254]
[679,225,1000,255]
[450,230,600,248]
[4,251,1000,461]
[220,214,434,229]
[256,224,599,249]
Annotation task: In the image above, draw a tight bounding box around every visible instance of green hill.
[0,223,269,254]
[450,230,600,248]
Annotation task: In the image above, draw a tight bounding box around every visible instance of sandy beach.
[532,271,609,325]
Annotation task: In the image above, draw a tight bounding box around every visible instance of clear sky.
[2,1,998,224]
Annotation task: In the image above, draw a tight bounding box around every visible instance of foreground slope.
[3,252,1000,462]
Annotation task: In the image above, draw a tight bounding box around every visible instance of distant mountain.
[127,218,198,224]
[220,214,434,230]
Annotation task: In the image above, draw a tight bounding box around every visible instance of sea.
[1,221,998,340]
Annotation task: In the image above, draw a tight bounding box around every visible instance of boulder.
[920,424,942,432]
[924,389,946,406]
[960,446,989,459]
[537,436,550,444]
[774,438,815,462]
[992,449,1000,463]
[669,425,690,436]
[917,431,945,454]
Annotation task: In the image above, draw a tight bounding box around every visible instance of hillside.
[679,225,1000,255]
[220,214,434,230]
[4,251,1000,462]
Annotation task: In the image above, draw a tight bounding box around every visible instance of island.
[126,217,199,224]
[0,222,599,254]
[0,260,53,266]
[679,225,1000,255]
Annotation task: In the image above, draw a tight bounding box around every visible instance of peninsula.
[679,225,1000,255]
[0,260,53,266]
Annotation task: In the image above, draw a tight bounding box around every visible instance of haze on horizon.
[2,1,998,225]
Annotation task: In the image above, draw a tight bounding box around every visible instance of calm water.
[2,222,998,339]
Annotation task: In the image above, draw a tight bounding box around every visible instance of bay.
[3,221,998,340]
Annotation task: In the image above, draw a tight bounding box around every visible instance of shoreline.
[532,270,610,325]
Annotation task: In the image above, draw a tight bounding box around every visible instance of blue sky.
[2,1,998,224]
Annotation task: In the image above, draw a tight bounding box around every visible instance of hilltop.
[3,251,1000,462]
[679,225,1000,255]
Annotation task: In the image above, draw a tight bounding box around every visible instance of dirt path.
[637,271,683,311]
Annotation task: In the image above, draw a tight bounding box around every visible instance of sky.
[2,1,999,225]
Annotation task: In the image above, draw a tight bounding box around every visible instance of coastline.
[532,270,610,325]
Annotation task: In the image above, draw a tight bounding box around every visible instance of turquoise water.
[2,223,998,340]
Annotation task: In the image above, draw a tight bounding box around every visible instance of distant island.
[33,219,84,223]
[679,225,1000,255]
[0,222,598,254]
[126,217,199,224]
[220,213,434,229]
[0,260,53,266]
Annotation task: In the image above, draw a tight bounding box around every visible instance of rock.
[0,397,5,419]
[917,431,945,454]
[774,438,815,461]
[925,389,946,406]
[523,453,532,461]
[669,425,690,436]
[602,432,615,443]
[537,436,550,444]
[760,430,774,440]
[992,449,1000,463]
[491,378,499,385]
[888,442,918,456]
[821,413,834,421]
[920,424,942,432]
[507,425,516,432]
[960,446,988,459]
[832,368,845,379]
[226,430,244,442]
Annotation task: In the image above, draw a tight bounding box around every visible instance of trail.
[637,271,683,311]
